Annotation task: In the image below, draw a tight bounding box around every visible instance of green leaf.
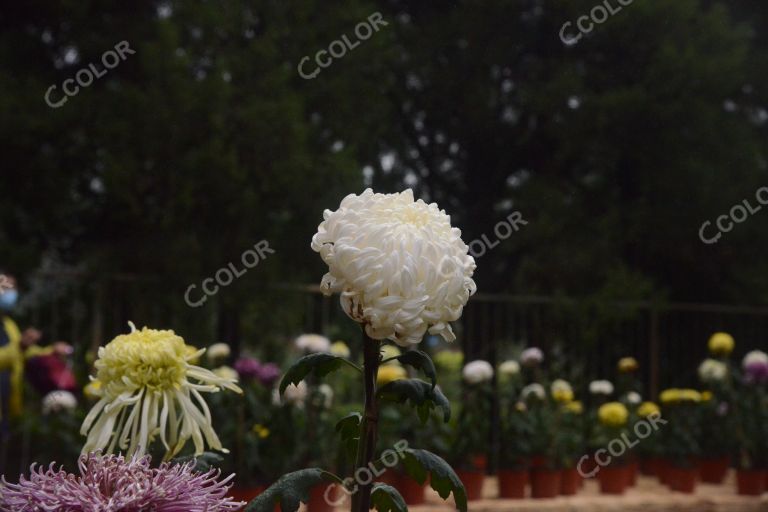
[279,353,345,394]
[378,378,451,422]
[335,412,362,459]
[171,451,223,472]
[401,449,467,512]
[394,350,437,389]
[244,468,338,512]
[371,483,407,512]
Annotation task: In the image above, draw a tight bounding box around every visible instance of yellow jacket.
[0,316,53,418]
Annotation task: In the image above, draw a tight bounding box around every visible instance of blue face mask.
[0,289,18,311]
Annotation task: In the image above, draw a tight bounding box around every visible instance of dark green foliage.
[400,448,467,512]
[378,378,451,423]
[370,483,407,512]
[279,354,347,394]
[244,468,337,512]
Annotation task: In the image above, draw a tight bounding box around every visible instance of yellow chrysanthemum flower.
[80,323,242,459]
[434,350,464,372]
[381,344,402,363]
[330,341,351,358]
[637,401,660,418]
[678,389,701,402]
[565,400,583,414]
[252,423,270,439]
[377,365,407,385]
[598,402,629,427]
[660,388,680,404]
[551,379,574,403]
[700,391,713,402]
[708,332,734,356]
[617,357,639,373]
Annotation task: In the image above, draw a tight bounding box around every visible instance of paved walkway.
[409,473,768,512]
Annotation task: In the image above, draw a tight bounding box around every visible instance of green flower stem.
[351,334,381,512]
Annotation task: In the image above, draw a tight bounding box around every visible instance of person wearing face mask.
[0,273,71,423]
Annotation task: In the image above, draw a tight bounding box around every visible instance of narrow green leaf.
[378,378,451,422]
[395,350,437,389]
[401,449,467,512]
[371,483,407,512]
[279,353,345,394]
[244,468,338,512]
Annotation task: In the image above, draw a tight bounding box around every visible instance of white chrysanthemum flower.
[498,360,520,377]
[743,350,768,367]
[273,381,308,407]
[520,347,544,367]
[42,390,78,415]
[589,380,614,395]
[295,334,331,353]
[462,360,494,384]
[80,323,241,459]
[318,384,334,408]
[521,383,546,401]
[206,343,231,363]
[311,189,477,347]
[551,379,572,394]
[698,358,728,383]
[213,366,239,382]
[626,391,642,405]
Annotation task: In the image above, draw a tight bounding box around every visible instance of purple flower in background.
[256,362,281,387]
[234,357,262,380]
[0,453,243,511]
[742,350,768,384]
[716,401,729,416]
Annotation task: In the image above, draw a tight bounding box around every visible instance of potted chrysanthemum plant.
[1,324,247,511]
[696,356,734,484]
[658,389,702,493]
[733,350,768,495]
[592,401,631,495]
[248,189,475,512]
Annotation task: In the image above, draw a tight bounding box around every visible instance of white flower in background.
[80,323,242,459]
[213,366,239,382]
[520,347,544,367]
[295,334,331,353]
[698,358,728,383]
[626,391,642,405]
[498,360,521,377]
[311,189,477,346]
[521,383,546,401]
[42,390,78,414]
[318,384,334,408]
[551,379,572,394]
[743,350,768,367]
[589,380,614,395]
[273,381,308,407]
[462,360,494,384]
[206,342,231,363]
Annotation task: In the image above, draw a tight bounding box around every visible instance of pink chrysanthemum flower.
[0,453,244,512]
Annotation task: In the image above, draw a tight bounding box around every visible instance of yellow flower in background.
[213,365,238,382]
[377,365,407,385]
[637,401,660,418]
[515,401,527,412]
[434,350,463,372]
[598,402,629,427]
[81,323,242,459]
[701,391,713,402]
[660,388,681,404]
[381,344,402,363]
[83,380,102,400]
[565,400,583,414]
[551,379,574,403]
[330,341,351,358]
[678,389,701,402]
[708,332,734,356]
[618,357,639,373]
[252,423,270,439]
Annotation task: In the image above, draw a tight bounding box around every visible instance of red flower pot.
[560,468,580,496]
[471,454,488,471]
[598,465,627,495]
[229,485,267,503]
[457,470,485,501]
[529,454,548,469]
[668,467,697,494]
[308,484,339,512]
[736,469,766,496]
[641,457,661,476]
[498,469,528,499]
[698,456,730,484]
[397,473,428,505]
[657,459,671,486]
[530,468,561,499]
[626,461,639,487]
[377,469,399,488]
